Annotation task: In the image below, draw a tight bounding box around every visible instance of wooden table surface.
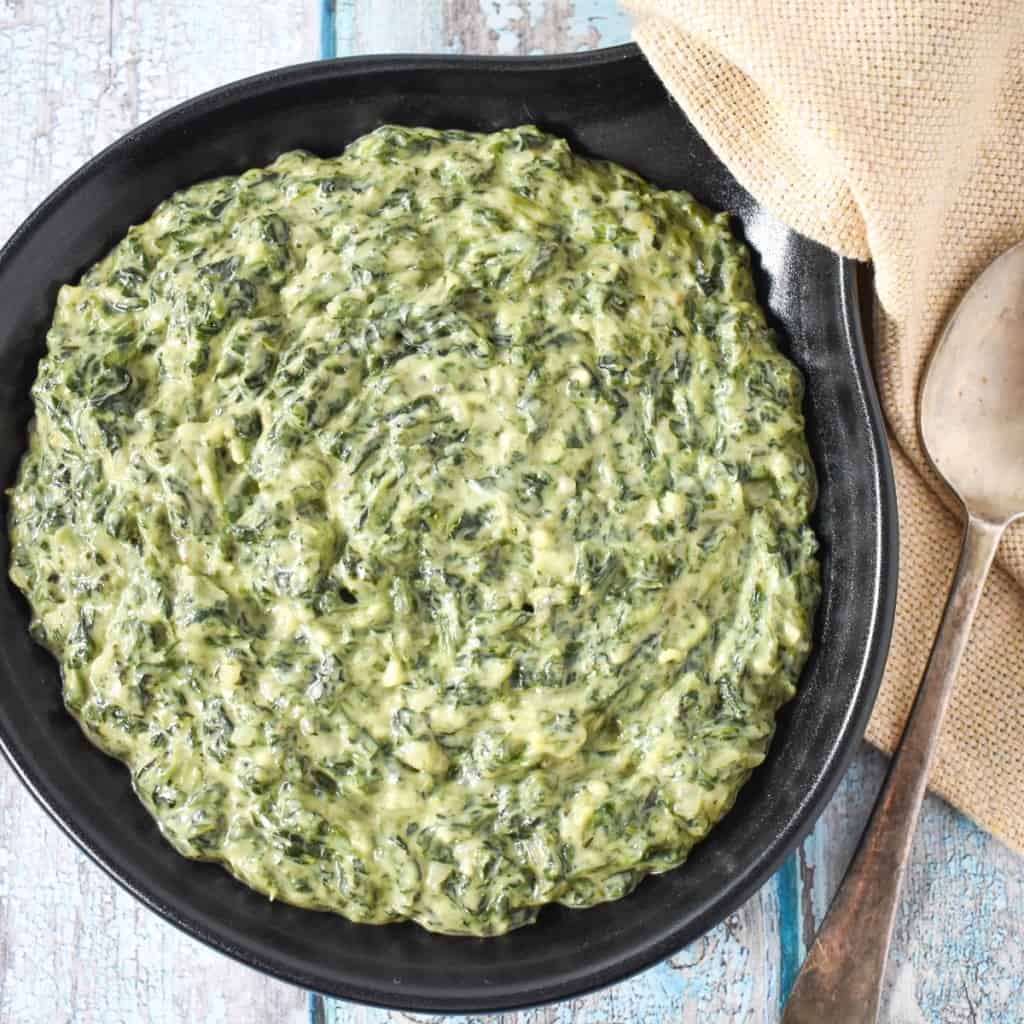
[1,3,1021,1022]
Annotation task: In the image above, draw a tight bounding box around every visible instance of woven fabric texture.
[624,0,1024,851]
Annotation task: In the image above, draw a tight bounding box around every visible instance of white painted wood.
[0,784,313,1023]
[0,0,318,245]
[0,2,317,1021]
[0,789,309,1023]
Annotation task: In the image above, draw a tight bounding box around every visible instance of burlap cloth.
[622,0,1024,852]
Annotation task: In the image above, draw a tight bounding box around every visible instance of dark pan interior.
[0,45,896,1012]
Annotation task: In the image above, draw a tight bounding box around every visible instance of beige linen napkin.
[623,0,1024,851]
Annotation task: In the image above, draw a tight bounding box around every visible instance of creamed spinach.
[9,125,820,935]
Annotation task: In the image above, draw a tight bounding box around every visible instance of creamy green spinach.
[9,125,819,935]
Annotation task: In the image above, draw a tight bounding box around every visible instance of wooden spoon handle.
[781,515,1004,1024]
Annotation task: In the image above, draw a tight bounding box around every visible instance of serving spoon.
[782,241,1024,1023]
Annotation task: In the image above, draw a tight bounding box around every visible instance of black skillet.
[0,44,897,1012]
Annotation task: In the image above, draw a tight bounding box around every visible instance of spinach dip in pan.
[9,125,820,936]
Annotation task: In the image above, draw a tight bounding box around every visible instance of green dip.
[9,125,819,935]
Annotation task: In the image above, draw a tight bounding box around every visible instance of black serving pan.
[0,44,896,1012]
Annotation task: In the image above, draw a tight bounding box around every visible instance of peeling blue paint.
[321,0,337,59]
[308,990,326,1024]
[567,0,633,49]
[775,855,802,1007]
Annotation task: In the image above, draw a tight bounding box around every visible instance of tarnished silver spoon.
[782,241,1024,1023]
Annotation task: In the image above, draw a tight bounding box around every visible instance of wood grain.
[802,749,1024,1023]
[0,2,317,1021]
[333,0,632,56]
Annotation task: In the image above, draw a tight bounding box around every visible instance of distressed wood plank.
[441,0,632,55]
[0,782,311,1024]
[0,2,317,1021]
[331,0,632,56]
[0,0,318,246]
[798,744,1024,1023]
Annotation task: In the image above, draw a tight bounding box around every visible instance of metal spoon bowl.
[783,240,1024,1023]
